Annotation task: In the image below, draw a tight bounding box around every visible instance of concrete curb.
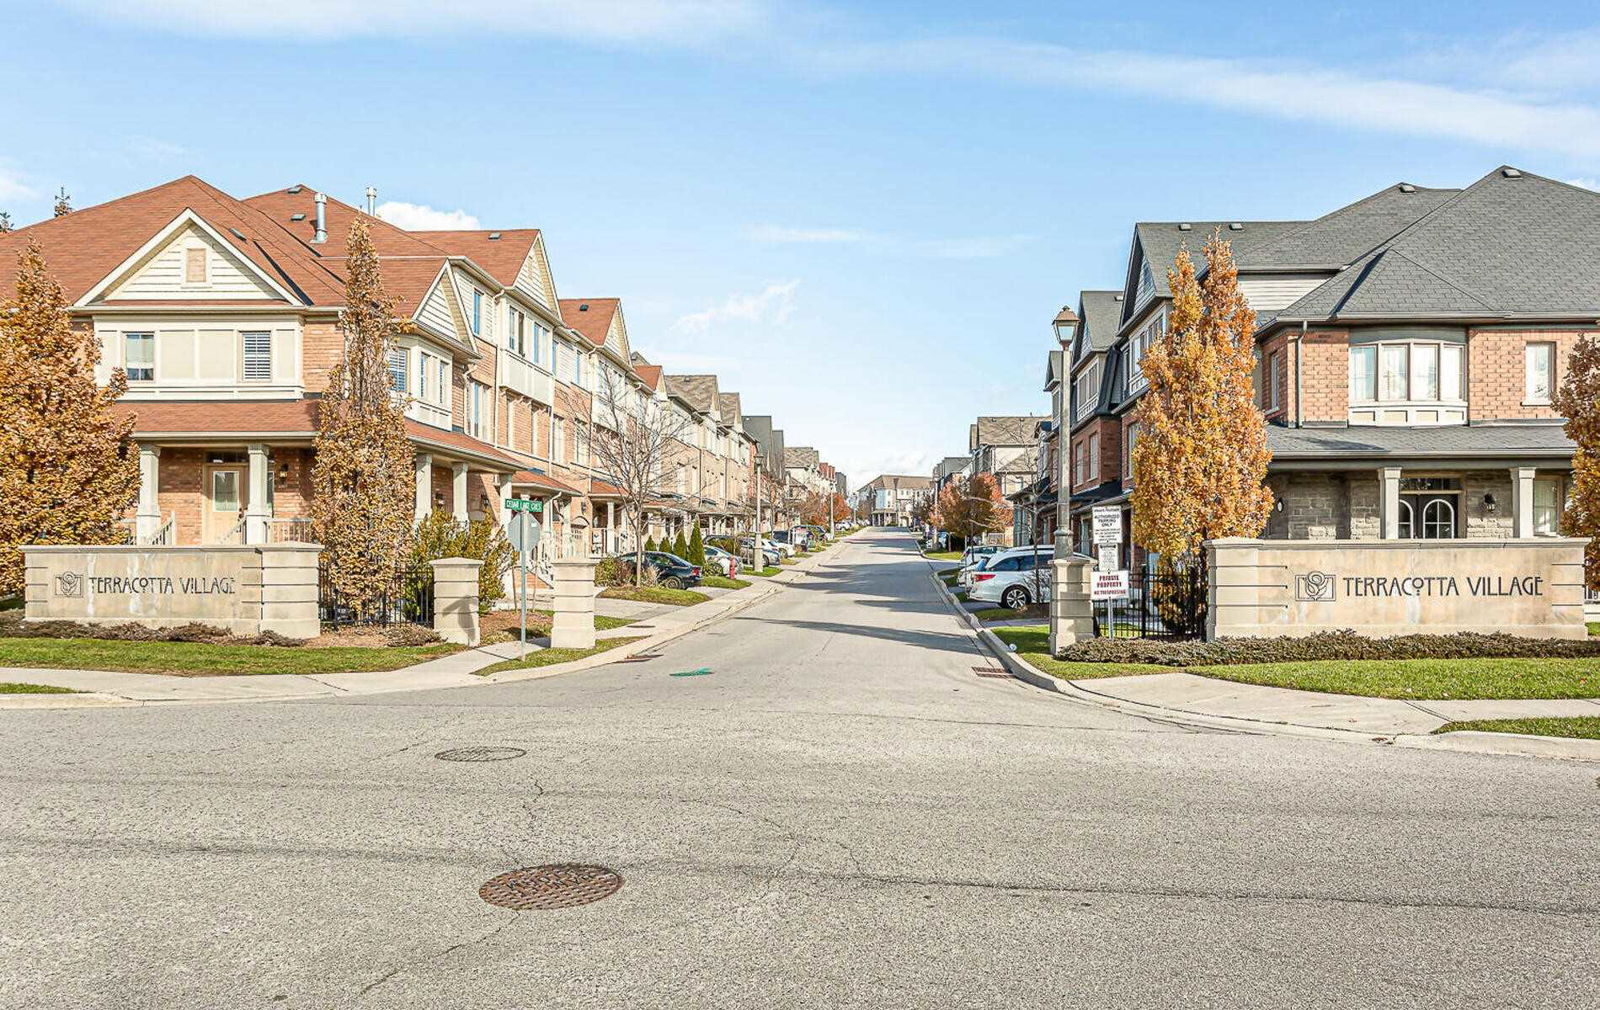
[927,565,1600,762]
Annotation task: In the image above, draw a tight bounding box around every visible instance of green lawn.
[0,637,461,676]
[600,586,711,606]
[925,550,963,561]
[1434,716,1600,740]
[746,566,782,577]
[1194,657,1600,701]
[476,637,646,676]
[974,605,1049,623]
[1590,622,1600,636]
[0,681,79,694]
[990,626,1168,680]
[703,575,752,590]
[779,558,799,566]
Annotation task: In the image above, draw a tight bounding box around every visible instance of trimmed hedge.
[1057,630,1600,666]
[0,610,440,647]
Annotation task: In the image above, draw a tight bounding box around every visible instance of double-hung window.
[125,332,155,381]
[466,381,488,439]
[532,322,548,365]
[471,290,483,336]
[1526,343,1555,404]
[1350,340,1466,407]
[1267,352,1282,412]
[552,416,566,462]
[242,331,271,381]
[1533,477,1563,535]
[508,307,527,358]
[1088,432,1100,480]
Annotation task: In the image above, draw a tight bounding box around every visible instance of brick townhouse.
[1061,166,1588,570]
[860,474,932,527]
[0,175,797,568]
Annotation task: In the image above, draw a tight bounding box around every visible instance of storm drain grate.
[617,653,661,663]
[479,864,624,910]
[972,666,1011,678]
[435,746,527,763]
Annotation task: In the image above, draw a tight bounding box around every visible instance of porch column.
[1510,466,1537,537]
[135,445,162,541]
[1378,466,1402,540]
[413,453,433,520]
[494,474,513,525]
[452,463,470,521]
[244,443,271,544]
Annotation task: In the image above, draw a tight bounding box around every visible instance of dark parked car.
[640,550,702,589]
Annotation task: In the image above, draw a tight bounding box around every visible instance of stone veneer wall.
[1268,470,1515,541]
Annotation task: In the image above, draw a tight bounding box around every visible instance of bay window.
[387,348,408,393]
[1350,336,1467,419]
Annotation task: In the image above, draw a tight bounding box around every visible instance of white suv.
[968,546,1055,609]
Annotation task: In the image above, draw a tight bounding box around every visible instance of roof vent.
[312,192,327,245]
[488,232,502,240]
[1177,223,1192,231]
[229,227,246,240]
[1113,294,1124,301]
[1398,183,1416,193]
[1228,222,1244,231]
[290,213,306,221]
[579,302,589,311]
[1502,167,1523,178]
[287,185,303,195]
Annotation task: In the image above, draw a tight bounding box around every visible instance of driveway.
[2,531,1597,1008]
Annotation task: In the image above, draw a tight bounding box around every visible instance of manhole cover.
[435,746,527,762]
[479,864,624,910]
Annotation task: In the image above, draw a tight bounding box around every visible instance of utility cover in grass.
[670,668,713,677]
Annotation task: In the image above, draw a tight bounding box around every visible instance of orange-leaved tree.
[0,240,140,594]
[937,472,1011,547]
[1555,331,1600,588]
[311,220,417,615]
[1131,234,1273,566]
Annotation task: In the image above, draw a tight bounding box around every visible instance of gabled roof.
[664,374,720,414]
[560,297,619,347]
[1043,349,1063,391]
[1273,167,1600,325]
[717,392,742,424]
[0,175,347,306]
[972,415,1048,447]
[1077,290,1124,356]
[413,229,542,289]
[1128,220,1303,309]
[628,352,663,391]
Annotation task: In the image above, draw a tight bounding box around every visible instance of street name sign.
[1091,569,1130,601]
[505,498,544,514]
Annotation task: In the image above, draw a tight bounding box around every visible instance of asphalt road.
[2,531,1597,1009]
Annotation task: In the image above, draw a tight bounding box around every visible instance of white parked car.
[967,546,1056,609]
[955,545,1001,588]
[703,544,739,577]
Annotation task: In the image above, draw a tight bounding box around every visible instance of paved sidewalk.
[0,555,828,706]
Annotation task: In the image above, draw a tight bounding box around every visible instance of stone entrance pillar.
[1048,556,1094,656]
[550,557,597,649]
[136,445,162,541]
[430,557,483,646]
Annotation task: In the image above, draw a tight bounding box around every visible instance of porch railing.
[268,517,317,543]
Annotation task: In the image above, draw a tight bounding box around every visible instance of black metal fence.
[1092,567,1207,640]
[318,563,435,628]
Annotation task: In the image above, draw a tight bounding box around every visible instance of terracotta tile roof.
[111,399,518,468]
[629,354,663,391]
[589,479,626,498]
[508,469,584,494]
[559,297,619,346]
[244,186,444,256]
[0,175,346,306]
[413,229,542,290]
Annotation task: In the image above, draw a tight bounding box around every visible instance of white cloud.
[375,200,482,231]
[672,280,799,334]
[1567,177,1600,191]
[813,38,1600,160]
[1494,30,1600,91]
[62,0,769,43]
[0,161,36,203]
[746,224,870,244]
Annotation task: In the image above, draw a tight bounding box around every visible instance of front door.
[204,465,245,543]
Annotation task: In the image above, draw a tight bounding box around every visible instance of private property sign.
[1206,537,1590,640]
[1091,570,1130,601]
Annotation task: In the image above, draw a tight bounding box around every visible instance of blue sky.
[5,1,1600,485]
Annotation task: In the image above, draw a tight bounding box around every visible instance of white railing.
[218,516,248,546]
[501,353,555,405]
[148,513,176,546]
[269,517,317,543]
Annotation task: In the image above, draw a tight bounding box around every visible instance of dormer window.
[184,246,208,285]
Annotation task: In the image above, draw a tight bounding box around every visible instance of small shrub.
[382,624,442,647]
[671,531,689,559]
[688,527,706,566]
[1056,630,1600,666]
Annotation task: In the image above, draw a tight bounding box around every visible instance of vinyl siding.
[110,226,280,301]
[1238,274,1330,312]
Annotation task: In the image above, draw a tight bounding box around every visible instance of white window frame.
[1267,351,1281,412]
[466,380,488,439]
[1349,340,1466,406]
[1533,476,1563,535]
[508,306,527,358]
[387,347,408,393]
[241,331,271,382]
[471,290,483,336]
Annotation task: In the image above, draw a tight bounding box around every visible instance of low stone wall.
[23,543,321,639]
[1206,537,1589,640]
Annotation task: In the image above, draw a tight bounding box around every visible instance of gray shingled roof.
[1240,183,1460,270]
[1267,423,1574,459]
[1077,289,1124,355]
[663,374,719,413]
[994,446,1039,474]
[1131,220,1304,304]
[1275,168,1600,324]
[973,415,1048,446]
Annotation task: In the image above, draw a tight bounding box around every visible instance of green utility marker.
[670,668,713,678]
